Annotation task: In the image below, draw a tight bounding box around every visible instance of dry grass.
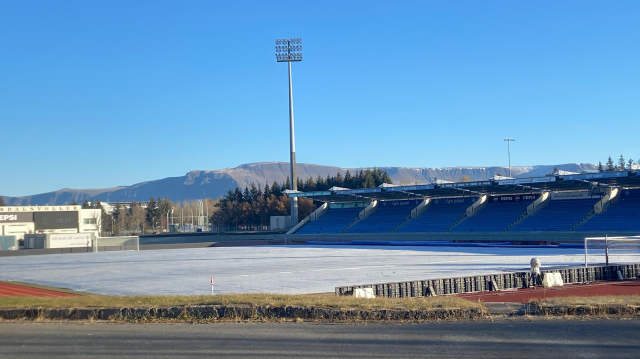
[0,293,481,311]
[533,295,640,307]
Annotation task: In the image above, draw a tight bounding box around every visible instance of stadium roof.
[287,171,640,202]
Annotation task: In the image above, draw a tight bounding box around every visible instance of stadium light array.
[504,138,515,177]
[275,38,303,62]
[275,38,303,226]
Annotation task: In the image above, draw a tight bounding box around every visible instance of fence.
[335,263,640,297]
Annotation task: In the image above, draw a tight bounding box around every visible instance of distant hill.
[0,162,597,205]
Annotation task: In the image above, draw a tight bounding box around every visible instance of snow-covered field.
[0,245,631,295]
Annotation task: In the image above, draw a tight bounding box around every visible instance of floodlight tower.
[504,138,515,177]
[275,38,303,226]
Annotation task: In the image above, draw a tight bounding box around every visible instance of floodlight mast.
[275,38,303,226]
[504,138,515,177]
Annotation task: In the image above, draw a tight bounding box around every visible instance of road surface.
[1,318,639,358]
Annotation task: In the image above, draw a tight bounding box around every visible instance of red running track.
[458,279,640,303]
[0,282,78,298]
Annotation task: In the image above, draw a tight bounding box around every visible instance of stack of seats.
[296,207,362,234]
[511,198,599,231]
[396,198,473,233]
[577,197,640,231]
[451,199,534,232]
[345,203,415,233]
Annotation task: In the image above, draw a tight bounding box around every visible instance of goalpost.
[93,236,140,252]
[584,235,640,268]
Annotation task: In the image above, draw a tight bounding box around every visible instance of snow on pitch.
[0,245,619,295]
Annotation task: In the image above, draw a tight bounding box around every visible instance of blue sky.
[1,1,639,196]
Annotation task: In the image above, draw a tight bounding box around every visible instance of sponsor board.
[329,202,369,209]
[440,181,492,188]
[563,171,627,181]
[432,197,477,205]
[47,233,92,249]
[379,199,423,207]
[490,194,539,202]
[0,212,33,223]
[498,177,556,185]
[385,184,434,192]
[551,191,600,200]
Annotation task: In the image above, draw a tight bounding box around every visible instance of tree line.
[598,155,637,172]
[213,169,393,230]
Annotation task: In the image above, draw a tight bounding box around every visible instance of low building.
[0,205,101,240]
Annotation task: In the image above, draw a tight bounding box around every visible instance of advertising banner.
[431,197,477,206]
[440,181,492,188]
[34,211,79,230]
[489,194,538,203]
[0,212,33,223]
[385,184,434,192]
[329,202,369,209]
[47,233,92,249]
[499,177,556,185]
[563,172,627,181]
[551,191,600,200]
[378,199,423,207]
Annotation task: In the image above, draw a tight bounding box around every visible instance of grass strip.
[0,293,482,311]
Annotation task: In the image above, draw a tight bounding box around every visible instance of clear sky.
[1,1,639,196]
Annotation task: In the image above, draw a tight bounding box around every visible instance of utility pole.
[276,38,303,226]
[504,138,515,177]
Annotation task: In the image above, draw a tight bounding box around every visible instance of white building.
[0,205,102,240]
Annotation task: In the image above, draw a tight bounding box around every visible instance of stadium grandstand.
[286,170,640,235]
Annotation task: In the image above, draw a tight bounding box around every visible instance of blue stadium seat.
[345,202,415,233]
[396,198,474,233]
[511,198,599,232]
[296,207,361,234]
[451,198,534,232]
[577,197,640,231]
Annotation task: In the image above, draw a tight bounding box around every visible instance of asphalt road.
[1,319,639,358]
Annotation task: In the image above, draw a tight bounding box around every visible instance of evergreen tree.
[343,170,353,188]
[284,177,291,190]
[234,187,244,203]
[271,181,283,197]
[326,174,333,188]
[334,172,344,188]
[243,186,251,203]
[381,170,392,184]
[316,175,327,190]
[304,177,316,192]
[618,155,626,171]
[628,158,634,171]
[371,167,383,186]
[146,197,158,228]
[598,161,604,173]
[81,200,90,208]
[263,182,271,199]
[606,156,615,171]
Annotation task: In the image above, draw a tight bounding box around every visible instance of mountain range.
[0,162,597,206]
